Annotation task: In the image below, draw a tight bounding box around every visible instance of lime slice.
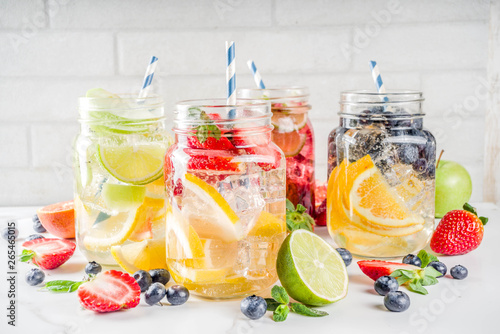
[102,184,146,211]
[277,229,348,306]
[98,142,166,185]
[111,239,167,273]
[181,173,242,242]
[271,112,307,132]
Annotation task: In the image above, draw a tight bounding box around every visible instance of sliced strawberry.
[187,155,241,172]
[187,136,236,150]
[315,181,327,225]
[358,260,417,281]
[21,238,76,270]
[77,270,141,313]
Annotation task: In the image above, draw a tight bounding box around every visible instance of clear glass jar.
[238,87,315,217]
[327,91,435,258]
[165,99,286,298]
[74,94,172,266]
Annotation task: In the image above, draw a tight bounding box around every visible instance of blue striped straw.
[369,60,389,102]
[226,41,236,106]
[247,59,266,89]
[138,56,158,99]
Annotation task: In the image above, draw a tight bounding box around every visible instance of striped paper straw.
[226,41,236,106]
[138,56,158,99]
[247,59,266,89]
[369,60,389,102]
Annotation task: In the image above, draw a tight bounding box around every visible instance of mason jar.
[238,87,315,217]
[164,99,286,298]
[327,91,435,258]
[74,94,171,267]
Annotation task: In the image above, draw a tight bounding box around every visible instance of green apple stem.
[436,149,444,169]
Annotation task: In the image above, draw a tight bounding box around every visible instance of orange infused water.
[165,99,286,298]
[327,91,435,258]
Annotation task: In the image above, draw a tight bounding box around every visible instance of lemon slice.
[182,173,241,242]
[166,206,205,263]
[111,239,167,273]
[248,211,285,237]
[83,210,138,251]
[98,142,166,185]
[128,196,165,242]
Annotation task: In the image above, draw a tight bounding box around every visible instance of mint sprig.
[265,285,328,322]
[19,249,35,263]
[187,108,222,144]
[390,265,443,295]
[286,199,315,232]
[417,249,438,268]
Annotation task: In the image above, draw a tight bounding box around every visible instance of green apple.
[435,160,472,218]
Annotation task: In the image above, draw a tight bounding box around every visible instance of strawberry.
[187,155,241,172]
[187,136,236,150]
[20,238,76,270]
[77,270,141,313]
[358,260,417,281]
[430,203,488,255]
[314,181,327,225]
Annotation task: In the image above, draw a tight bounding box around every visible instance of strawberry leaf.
[285,199,295,212]
[417,249,438,268]
[463,203,477,216]
[285,200,315,232]
[19,249,35,263]
[271,285,289,305]
[479,216,488,225]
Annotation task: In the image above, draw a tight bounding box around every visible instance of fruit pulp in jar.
[327,125,435,258]
[165,131,286,298]
[271,102,315,217]
[74,116,170,268]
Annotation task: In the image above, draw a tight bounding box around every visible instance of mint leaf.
[19,249,35,263]
[417,249,438,268]
[290,303,328,317]
[408,280,428,295]
[43,280,84,293]
[286,199,295,212]
[273,304,289,322]
[264,298,281,311]
[423,266,442,279]
[421,276,438,286]
[271,286,289,305]
[391,269,418,286]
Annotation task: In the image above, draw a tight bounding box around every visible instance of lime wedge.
[98,142,166,185]
[102,183,146,211]
[277,229,348,306]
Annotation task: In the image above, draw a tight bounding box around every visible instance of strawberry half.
[430,203,487,255]
[358,260,417,281]
[77,270,141,313]
[21,238,76,270]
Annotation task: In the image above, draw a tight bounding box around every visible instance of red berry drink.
[164,99,286,298]
[238,87,315,218]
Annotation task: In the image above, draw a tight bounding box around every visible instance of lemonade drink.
[74,89,172,269]
[165,99,286,298]
[238,87,315,217]
[327,91,435,258]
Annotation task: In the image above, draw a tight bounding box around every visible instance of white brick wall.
[0,0,491,205]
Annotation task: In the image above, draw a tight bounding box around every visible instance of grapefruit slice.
[272,130,306,157]
[37,200,75,238]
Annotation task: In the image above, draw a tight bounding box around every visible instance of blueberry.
[133,270,152,292]
[402,254,422,267]
[149,269,170,285]
[25,268,45,286]
[359,110,373,126]
[394,110,412,128]
[398,144,418,164]
[374,276,399,296]
[1,226,18,241]
[384,291,410,312]
[32,214,46,233]
[336,248,352,267]
[26,234,45,241]
[450,265,468,280]
[412,158,428,174]
[427,261,447,278]
[144,282,166,306]
[166,285,189,305]
[240,295,267,320]
[85,261,102,275]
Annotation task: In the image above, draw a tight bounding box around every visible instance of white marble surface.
[1,203,499,334]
